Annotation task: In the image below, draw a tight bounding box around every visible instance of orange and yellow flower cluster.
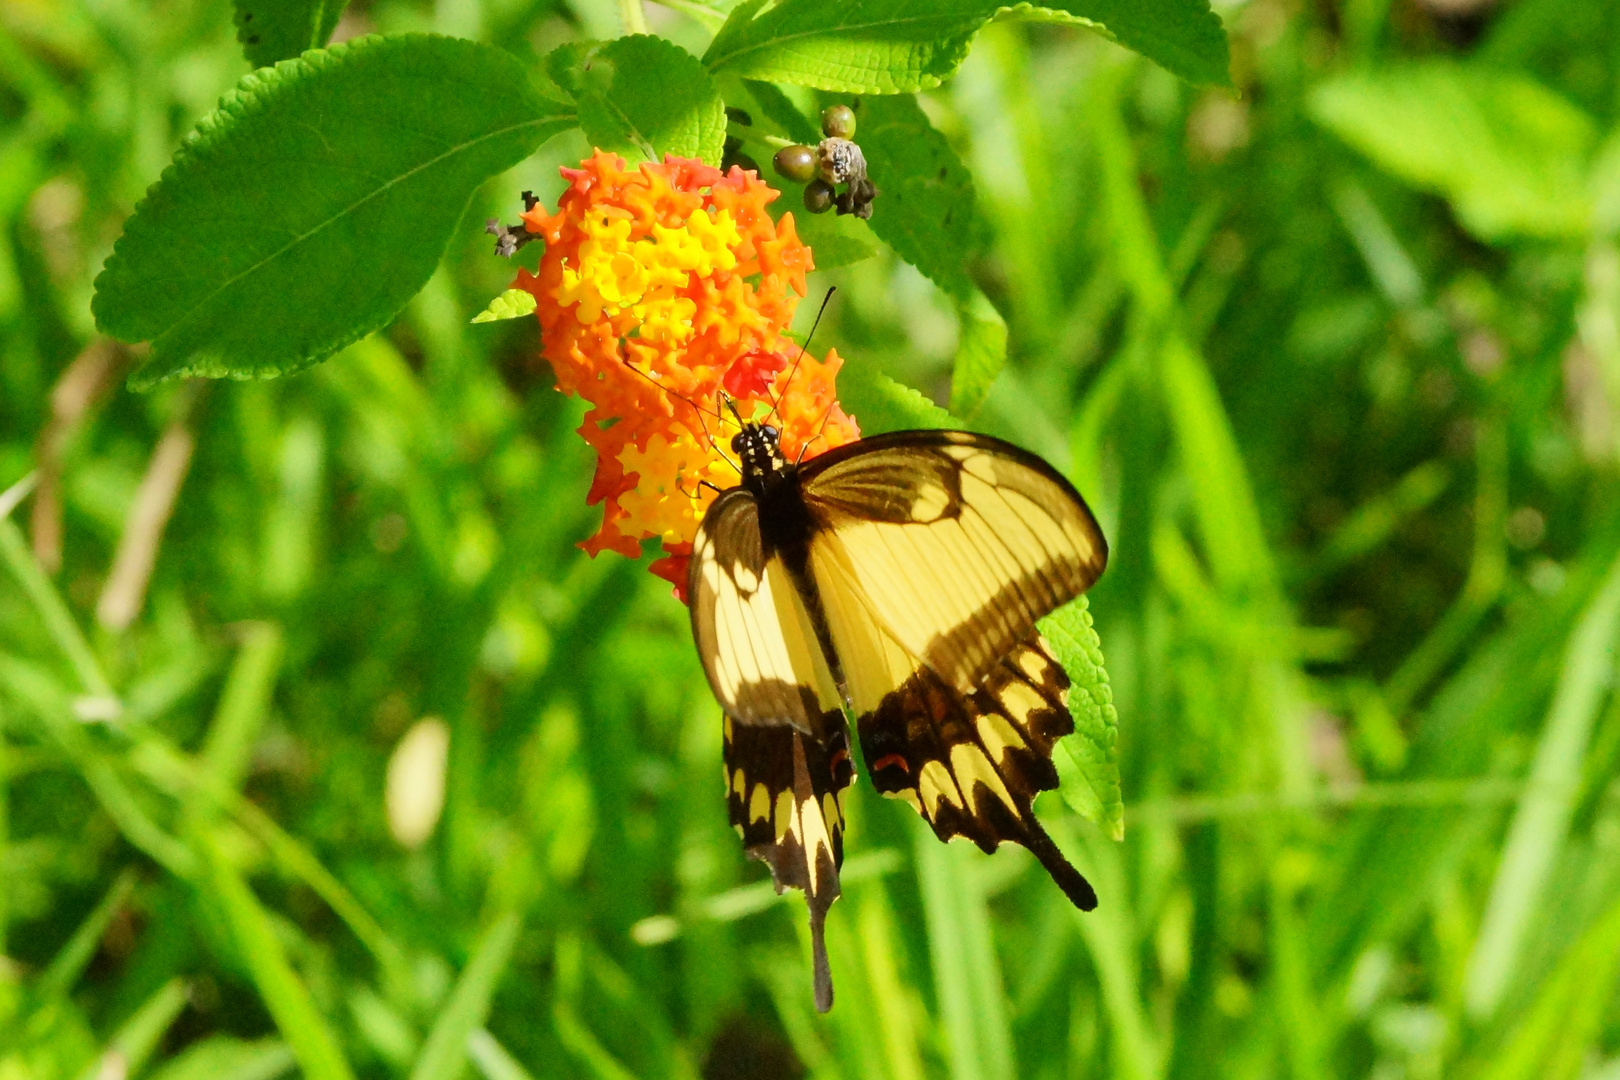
[513,152,859,598]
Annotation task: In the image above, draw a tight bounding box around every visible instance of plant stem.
[727,120,792,152]
[0,518,116,700]
[619,0,647,34]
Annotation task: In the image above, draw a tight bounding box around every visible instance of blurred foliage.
[4,0,1620,1079]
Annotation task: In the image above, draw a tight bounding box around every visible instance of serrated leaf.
[92,34,575,389]
[470,288,538,324]
[1040,597,1123,840]
[1310,62,1597,241]
[790,208,877,271]
[1010,0,1230,88]
[852,94,985,299]
[546,36,725,165]
[740,79,822,145]
[836,361,957,434]
[705,0,988,93]
[704,0,1230,93]
[233,0,346,67]
[948,288,1005,418]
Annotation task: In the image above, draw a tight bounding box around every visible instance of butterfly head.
[730,422,786,487]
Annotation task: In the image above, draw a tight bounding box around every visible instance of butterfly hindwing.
[798,430,1107,695]
[723,716,854,1012]
[858,635,1097,910]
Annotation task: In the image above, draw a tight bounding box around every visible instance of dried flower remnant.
[487,191,542,257]
[505,152,860,599]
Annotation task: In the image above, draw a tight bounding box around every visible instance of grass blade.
[1477,886,1620,1080]
[466,1029,536,1080]
[409,913,522,1080]
[76,977,189,1080]
[1464,548,1620,1017]
[914,823,1014,1080]
[199,831,357,1080]
[131,735,406,979]
[191,621,284,813]
[0,517,115,700]
[36,868,137,1002]
[146,1037,294,1080]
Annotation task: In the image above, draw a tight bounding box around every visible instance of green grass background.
[4,0,1620,1078]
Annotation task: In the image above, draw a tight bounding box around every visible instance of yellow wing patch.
[690,490,844,739]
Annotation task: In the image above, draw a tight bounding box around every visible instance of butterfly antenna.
[766,287,836,428]
[794,396,844,466]
[618,354,741,474]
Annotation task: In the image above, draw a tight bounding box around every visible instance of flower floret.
[512,151,861,599]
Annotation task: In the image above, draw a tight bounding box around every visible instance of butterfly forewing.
[798,431,1107,694]
[690,489,845,739]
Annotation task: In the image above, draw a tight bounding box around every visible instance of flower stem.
[619,0,648,34]
[727,120,792,151]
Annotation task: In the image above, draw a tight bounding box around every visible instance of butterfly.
[688,417,1108,1012]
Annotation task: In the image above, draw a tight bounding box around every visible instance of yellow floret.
[685,209,740,274]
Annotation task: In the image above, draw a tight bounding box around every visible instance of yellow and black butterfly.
[689,418,1108,1012]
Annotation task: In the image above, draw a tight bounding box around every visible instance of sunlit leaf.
[232,0,346,67]
[92,34,575,389]
[546,36,726,165]
[1041,597,1123,840]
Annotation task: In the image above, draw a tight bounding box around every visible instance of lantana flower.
[510,151,860,600]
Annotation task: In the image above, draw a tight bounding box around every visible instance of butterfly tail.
[723,718,854,1012]
[858,634,1105,911]
[1020,815,1098,911]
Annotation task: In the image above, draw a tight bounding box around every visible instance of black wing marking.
[859,635,1096,910]
[723,716,855,1011]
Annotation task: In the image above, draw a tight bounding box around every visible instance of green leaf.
[408,913,523,1080]
[789,207,878,272]
[1009,0,1231,88]
[470,288,538,324]
[705,0,988,93]
[233,0,346,67]
[740,79,822,145]
[851,94,984,299]
[546,36,725,165]
[1310,62,1597,241]
[92,34,576,390]
[948,289,1006,419]
[1040,597,1123,840]
[835,361,957,434]
[703,0,1230,93]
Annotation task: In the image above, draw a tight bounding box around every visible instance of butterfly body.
[690,421,1108,1011]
